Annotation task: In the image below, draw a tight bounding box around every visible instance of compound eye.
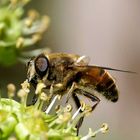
[35,55,49,78]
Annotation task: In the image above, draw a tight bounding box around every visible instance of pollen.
[21,80,30,93]
[65,104,73,112]
[40,92,48,101]
[35,82,46,94]
[101,123,109,133]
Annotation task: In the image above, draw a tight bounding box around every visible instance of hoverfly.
[26,52,134,133]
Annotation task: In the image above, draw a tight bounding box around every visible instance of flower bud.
[7,83,16,98]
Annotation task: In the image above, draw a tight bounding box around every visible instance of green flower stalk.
[0,81,109,140]
[0,0,50,66]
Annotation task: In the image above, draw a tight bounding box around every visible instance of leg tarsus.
[82,91,100,111]
[65,82,76,103]
[72,89,100,135]
[72,93,84,135]
[76,89,100,111]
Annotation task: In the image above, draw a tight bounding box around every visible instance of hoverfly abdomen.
[95,71,118,102]
[83,67,118,102]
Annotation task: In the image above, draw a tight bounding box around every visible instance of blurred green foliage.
[0,88,80,140]
[0,0,50,66]
[0,82,108,140]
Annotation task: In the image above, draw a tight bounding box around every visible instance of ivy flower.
[0,81,109,140]
[0,0,50,66]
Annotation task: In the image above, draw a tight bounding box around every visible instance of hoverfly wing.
[74,55,90,66]
[88,65,136,74]
[68,65,135,102]
[71,65,136,74]
[70,65,118,102]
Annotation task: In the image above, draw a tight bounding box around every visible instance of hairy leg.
[72,89,100,135]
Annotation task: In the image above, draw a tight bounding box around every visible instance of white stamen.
[81,123,109,140]
[45,95,58,114]
[72,106,82,120]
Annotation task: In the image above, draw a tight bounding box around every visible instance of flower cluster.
[0,0,50,66]
[0,80,109,140]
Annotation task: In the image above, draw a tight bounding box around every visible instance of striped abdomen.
[81,67,119,102]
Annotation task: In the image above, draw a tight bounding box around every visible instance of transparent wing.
[74,55,90,66]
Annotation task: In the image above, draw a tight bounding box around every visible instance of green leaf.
[0,98,20,112]
[0,47,17,66]
[0,111,17,139]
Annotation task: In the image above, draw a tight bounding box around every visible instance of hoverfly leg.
[27,94,38,106]
[72,93,84,135]
[49,82,55,101]
[65,82,76,103]
[72,89,100,135]
[26,94,38,106]
[82,91,100,111]
[32,94,38,105]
